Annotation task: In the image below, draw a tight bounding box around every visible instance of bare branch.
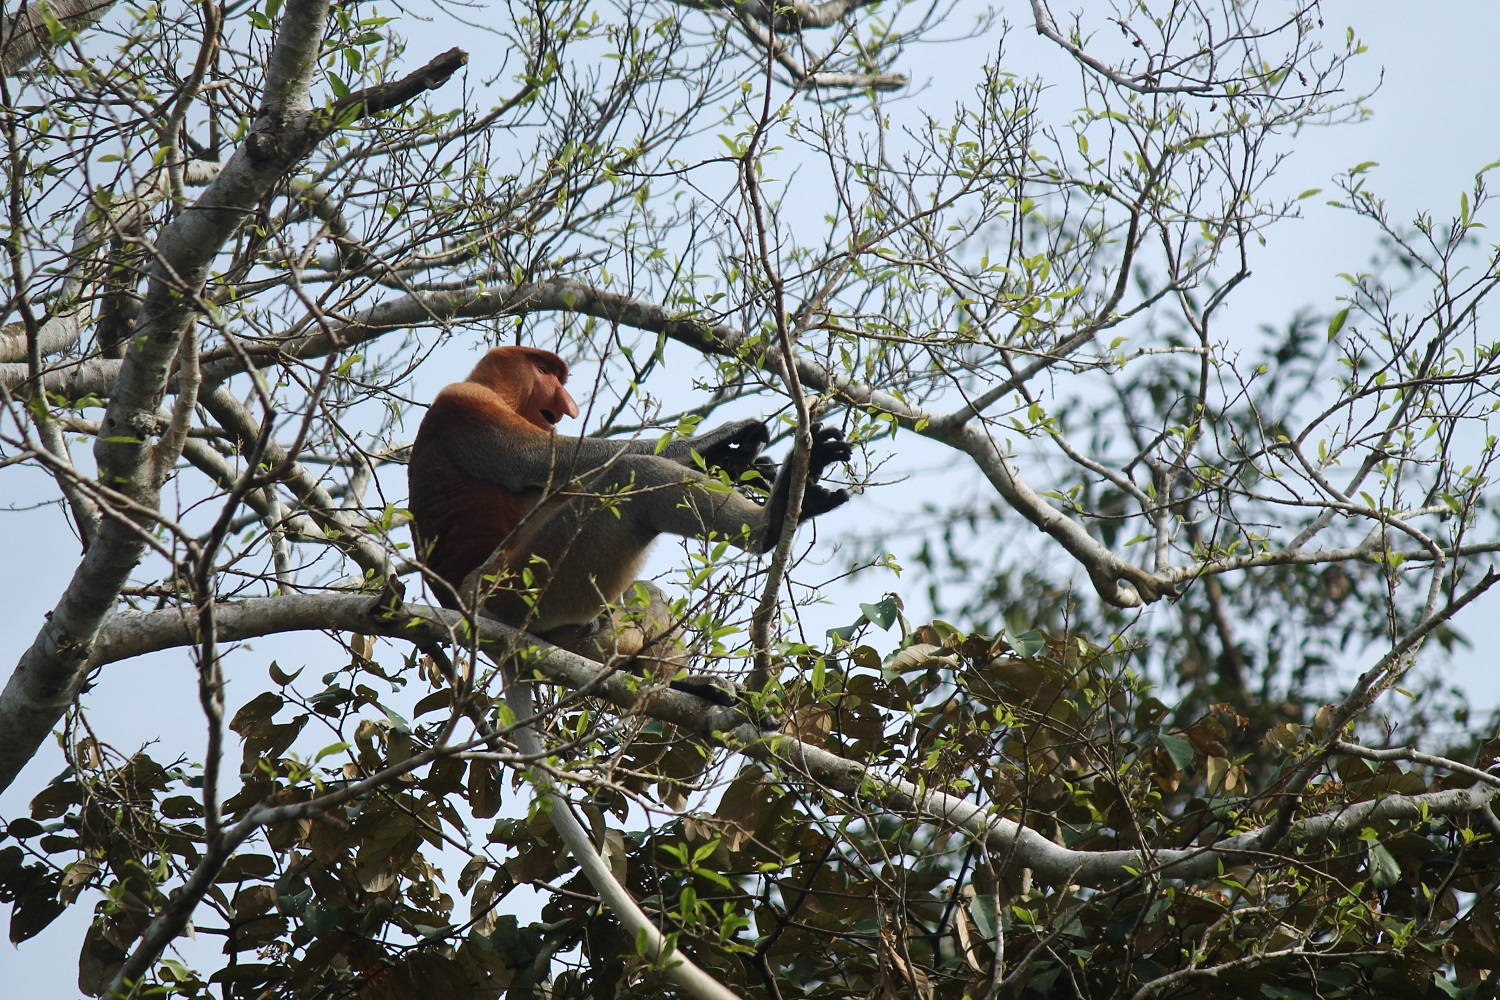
[0,0,114,76]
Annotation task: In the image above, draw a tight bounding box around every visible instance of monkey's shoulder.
[424,381,532,428]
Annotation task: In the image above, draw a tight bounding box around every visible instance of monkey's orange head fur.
[467,346,580,430]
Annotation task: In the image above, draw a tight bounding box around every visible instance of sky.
[3,1,1499,991]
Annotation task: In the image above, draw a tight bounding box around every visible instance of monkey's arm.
[596,418,772,485]
[655,418,770,480]
[441,417,850,554]
[440,415,769,491]
[598,423,851,554]
[451,420,852,631]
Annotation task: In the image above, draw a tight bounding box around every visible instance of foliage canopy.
[1,1,1498,997]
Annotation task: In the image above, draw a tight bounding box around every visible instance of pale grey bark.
[3,0,338,790]
[0,0,114,76]
[0,161,223,364]
[82,591,1500,889]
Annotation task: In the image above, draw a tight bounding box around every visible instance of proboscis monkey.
[407,345,851,665]
[405,345,852,998]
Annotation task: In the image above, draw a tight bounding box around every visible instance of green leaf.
[826,624,859,644]
[1326,307,1349,340]
[1158,733,1195,770]
[859,597,899,630]
[314,742,350,762]
[968,893,998,941]
[1366,841,1400,889]
[268,660,301,686]
[1014,630,1045,658]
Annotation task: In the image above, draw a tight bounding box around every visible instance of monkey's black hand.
[801,482,850,518]
[690,418,771,477]
[800,424,852,517]
[807,424,853,477]
[755,422,853,552]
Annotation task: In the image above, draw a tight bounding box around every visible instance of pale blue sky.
[3,3,1498,990]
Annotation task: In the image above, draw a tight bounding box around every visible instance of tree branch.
[84,593,1500,889]
[0,0,115,76]
[0,160,223,365]
[679,0,885,32]
[329,46,467,119]
[199,384,389,578]
[0,0,463,791]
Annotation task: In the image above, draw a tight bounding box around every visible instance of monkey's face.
[469,346,580,430]
[521,361,579,430]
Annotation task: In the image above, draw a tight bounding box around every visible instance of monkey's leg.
[541,581,738,706]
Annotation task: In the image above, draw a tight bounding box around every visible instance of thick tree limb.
[681,0,885,32]
[330,46,467,118]
[0,0,114,75]
[0,0,466,790]
[84,593,1500,889]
